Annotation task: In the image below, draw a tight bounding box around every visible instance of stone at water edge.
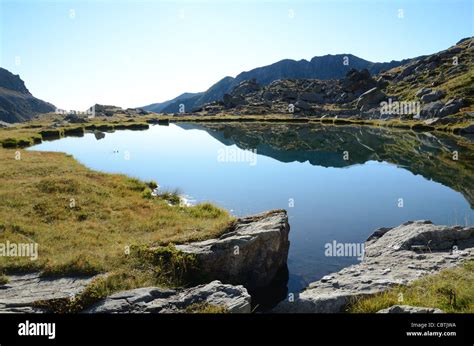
[84,280,251,313]
[273,221,474,313]
[175,210,290,290]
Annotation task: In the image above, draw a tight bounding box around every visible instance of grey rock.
[460,124,474,134]
[231,79,260,96]
[295,100,311,110]
[356,87,387,110]
[223,94,245,108]
[176,211,290,290]
[421,90,446,103]
[0,273,97,313]
[421,101,444,118]
[273,221,473,313]
[84,281,251,313]
[299,92,324,103]
[262,91,276,101]
[415,88,432,98]
[438,99,463,117]
[93,131,106,140]
[282,90,298,100]
[377,305,444,314]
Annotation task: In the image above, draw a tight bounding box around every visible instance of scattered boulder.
[299,92,324,103]
[84,281,251,313]
[223,94,245,108]
[420,101,444,118]
[64,114,88,123]
[356,87,387,110]
[421,90,446,103]
[282,90,298,100]
[295,100,311,111]
[459,124,474,134]
[415,88,432,98]
[342,69,376,94]
[93,131,106,140]
[231,78,260,96]
[176,211,290,290]
[377,305,444,314]
[438,99,463,117]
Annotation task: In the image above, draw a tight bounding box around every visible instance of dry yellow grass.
[0,147,232,278]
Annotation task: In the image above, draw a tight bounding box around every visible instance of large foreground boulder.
[84,280,251,313]
[176,210,290,290]
[273,221,473,313]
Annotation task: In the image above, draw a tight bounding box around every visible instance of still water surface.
[30,123,474,293]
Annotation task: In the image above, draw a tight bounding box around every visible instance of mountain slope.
[148,54,412,113]
[142,91,203,113]
[191,37,473,122]
[0,68,55,123]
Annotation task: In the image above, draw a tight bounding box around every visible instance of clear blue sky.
[0,0,472,110]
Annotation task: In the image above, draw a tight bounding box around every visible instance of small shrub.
[186,203,226,219]
[131,244,201,287]
[141,188,153,199]
[157,189,181,205]
[147,180,159,190]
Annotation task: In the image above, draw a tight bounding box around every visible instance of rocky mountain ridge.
[0,68,55,123]
[171,37,474,122]
[143,54,413,113]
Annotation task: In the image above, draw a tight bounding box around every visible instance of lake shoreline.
[1,113,474,149]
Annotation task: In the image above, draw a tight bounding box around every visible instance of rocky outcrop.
[377,305,444,314]
[84,280,251,313]
[179,37,473,123]
[420,90,446,103]
[0,273,97,313]
[0,211,289,314]
[356,87,387,111]
[273,221,473,313]
[0,67,55,123]
[176,210,290,290]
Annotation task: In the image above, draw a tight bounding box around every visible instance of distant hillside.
[144,54,412,113]
[0,68,55,123]
[142,91,203,113]
[191,37,473,123]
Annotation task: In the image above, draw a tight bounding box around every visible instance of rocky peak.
[0,68,30,94]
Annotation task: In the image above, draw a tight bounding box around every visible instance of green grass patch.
[130,244,201,287]
[347,261,474,313]
[0,148,232,277]
[63,127,85,137]
[40,129,63,139]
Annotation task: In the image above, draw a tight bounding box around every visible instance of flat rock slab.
[176,211,290,290]
[274,221,473,313]
[0,273,96,313]
[84,280,251,313]
[377,305,444,314]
